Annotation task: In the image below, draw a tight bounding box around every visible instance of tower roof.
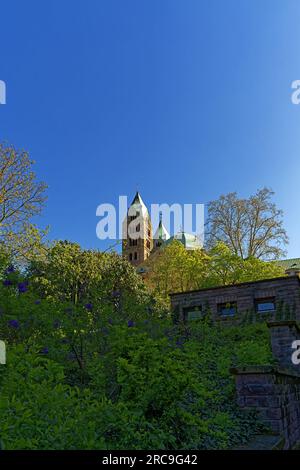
[128,191,149,217]
[131,191,144,205]
[153,218,170,241]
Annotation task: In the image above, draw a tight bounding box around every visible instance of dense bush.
[0,262,272,450]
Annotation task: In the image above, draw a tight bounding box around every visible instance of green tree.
[145,240,285,300]
[28,240,103,304]
[145,240,209,298]
[0,143,47,261]
[28,240,152,319]
[4,223,49,264]
[207,242,285,287]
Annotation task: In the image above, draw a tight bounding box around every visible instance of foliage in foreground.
[0,267,272,450]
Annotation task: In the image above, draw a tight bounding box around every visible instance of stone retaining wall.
[231,365,300,449]
[231,320,300,449]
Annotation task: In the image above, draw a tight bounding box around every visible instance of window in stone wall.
[255,297,276,313]
[217,302,237,316]
[183,305,202,321]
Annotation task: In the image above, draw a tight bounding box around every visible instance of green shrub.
[0,270,272,450]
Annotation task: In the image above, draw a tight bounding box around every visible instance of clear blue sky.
[1,0,300,257]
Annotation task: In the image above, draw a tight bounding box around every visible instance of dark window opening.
[129,212,139,221]
[134,252,138,260]
[183,305,202,321]
[255,297,276,313]
[136,224,140,232]
[218,302,237,316]
[129,253,133,261]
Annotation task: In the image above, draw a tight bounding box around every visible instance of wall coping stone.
[230,365,300,379]
[234,434,285,450]
[230,365,274,375]
[267,320,300,333]
[169,275,300,297]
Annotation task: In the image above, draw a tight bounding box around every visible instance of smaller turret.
[153,212,170,251]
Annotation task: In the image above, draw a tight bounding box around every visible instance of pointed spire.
[128,191,149,217]
[131,191,143,206]
[153,213,170,241]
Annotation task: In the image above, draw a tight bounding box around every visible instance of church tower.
[122,192,153,266]
[153,212,170,251]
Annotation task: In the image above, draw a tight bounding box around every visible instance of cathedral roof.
[275,258,300,270]
[166,231,202,250]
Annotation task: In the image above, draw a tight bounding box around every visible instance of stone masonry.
[231,320,300,449]
[170,275,300,448]
[170,275,300,323]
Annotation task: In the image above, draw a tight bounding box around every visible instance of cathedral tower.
[152,212,170,251]
[122,192,153,266]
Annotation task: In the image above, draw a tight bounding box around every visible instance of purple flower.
[35,299,41,305]
[84,303,93,310]
[143,319,149,324]
[108,318,113,325]
[18,282,28,293]
[3,279,12,287]
[5,265,15,275]
[176,338,184,348]
[127,320,134,328]
[40,347,49,355]
[112,290,120,298]
[8,319,20,329]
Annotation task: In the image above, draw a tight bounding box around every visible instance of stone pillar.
[231,365,300,449]
[267,320,300,370]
